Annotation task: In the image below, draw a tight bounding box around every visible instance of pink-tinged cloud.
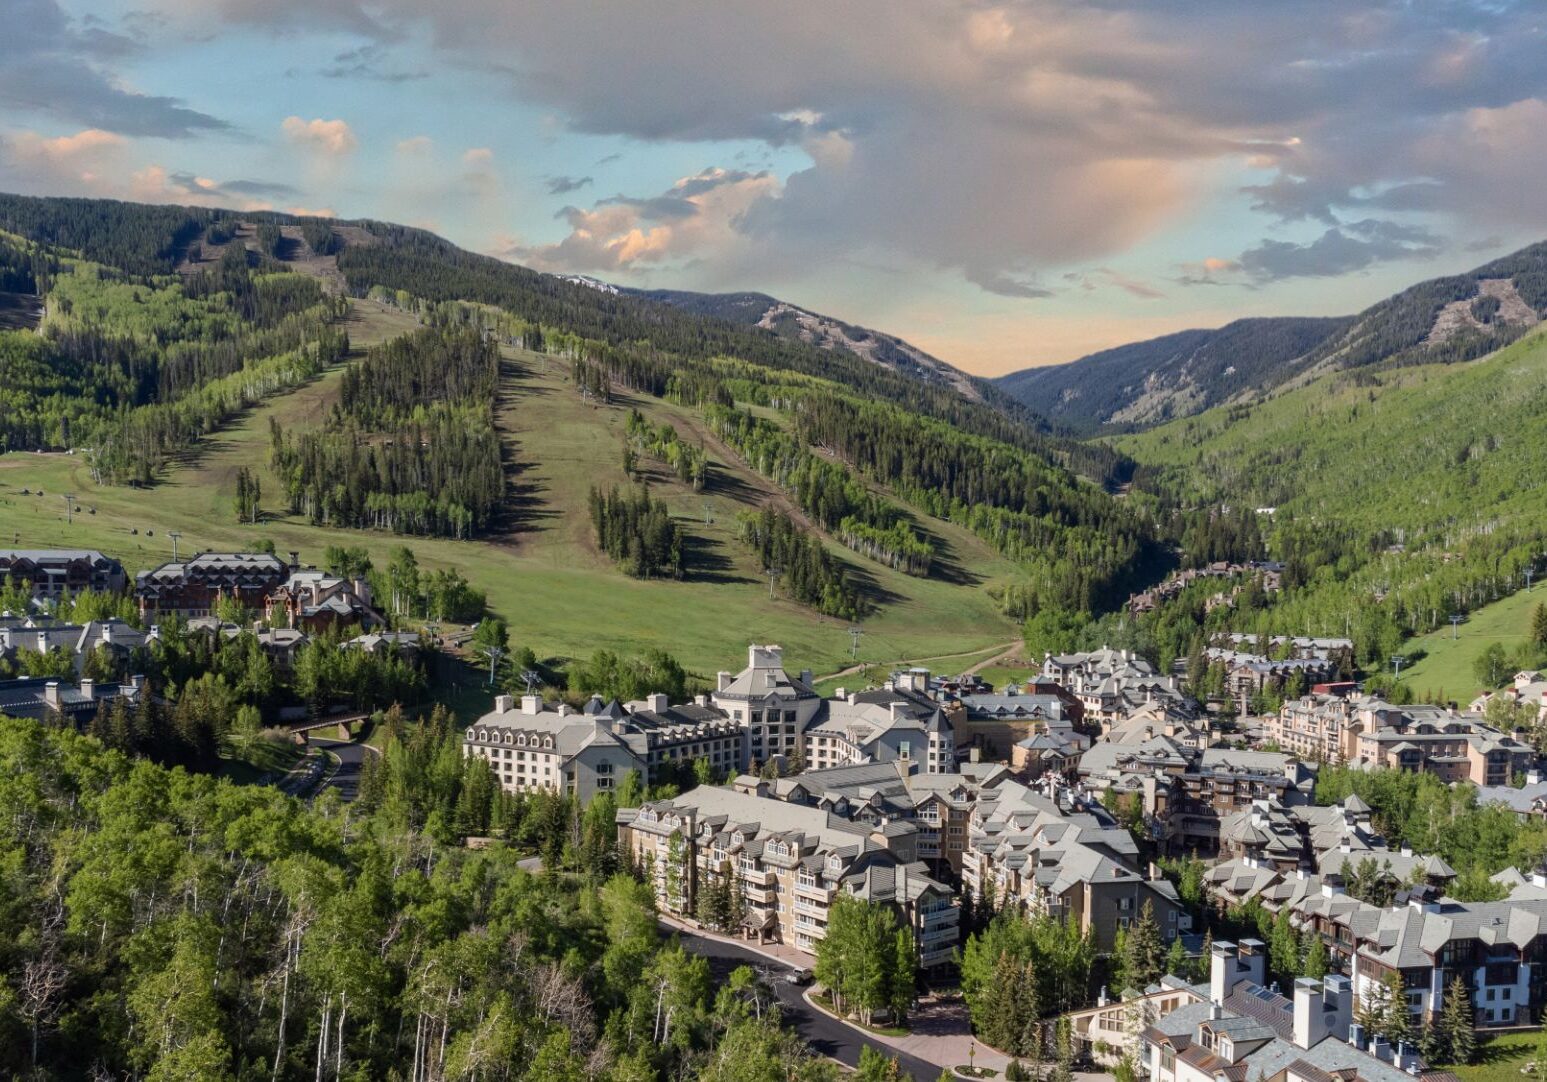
[282,116,358,154]
[396,135,432,155]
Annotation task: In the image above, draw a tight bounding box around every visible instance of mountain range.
[995,243,1547,432]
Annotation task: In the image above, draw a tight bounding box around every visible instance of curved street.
[670,928,943,1080]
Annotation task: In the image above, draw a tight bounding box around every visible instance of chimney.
[717,671,732,692]
[288,550,300,570]
[1209,1000,1223,1020]
[43,681,60,708]
[494,694,513,713]
[648,692,669,713]
[130,674,145,691]
[557,704,572,716]
[1371,1035,1390,1063]
[1237,939,1266,987]
[1292,978,1329,1050]
[80,678,95,700]
[520,694,540,715]
[1210,940,1238,1002]
[1348,1022,1365,1051]
[800,669,813,686]
[695,694,709,707]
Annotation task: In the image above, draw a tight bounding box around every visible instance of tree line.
[736,507,867,619]
[270,326,503,537]
[588,484,687,579]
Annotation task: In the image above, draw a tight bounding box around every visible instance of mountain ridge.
[995,240,1547,433]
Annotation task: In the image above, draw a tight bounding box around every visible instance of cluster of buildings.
[1127,561,1285,617]
[1267,694,1533,785]
[464,645,965,803]
[2,549,412,726]
[1039,646,1197,729]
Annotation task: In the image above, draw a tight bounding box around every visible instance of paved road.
[310,738,373,802]
[672,930,942,1080]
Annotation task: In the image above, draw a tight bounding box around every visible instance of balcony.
[796,880,835,902]
[740,867,777,886]
[744,884,777,903]
[795,898,827,918]
[921,925,958,947]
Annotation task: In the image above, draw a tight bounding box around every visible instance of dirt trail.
[814,638,1023,683]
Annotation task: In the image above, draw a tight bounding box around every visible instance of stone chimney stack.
[494,694,514,713]
[43,681,60,708]
[717,671,732,692]
[648,692,669,713]
[520,695,540,715]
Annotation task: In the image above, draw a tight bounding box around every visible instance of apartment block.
[616,785,959,968]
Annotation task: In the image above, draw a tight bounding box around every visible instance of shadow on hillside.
[917,524,983,588]
[844,559,906,612]
[705,467,767,507]
[681,533,755,586]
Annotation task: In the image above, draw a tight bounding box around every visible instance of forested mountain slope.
[996,317,1350,432]
[0,191,1167,671]
[1116,324,1547,669]
[997,239,1547,432]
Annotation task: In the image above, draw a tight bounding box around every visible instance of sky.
[3,1,1547,376]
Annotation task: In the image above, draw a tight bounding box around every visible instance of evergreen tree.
[1439,976,1475,1065]
[1124,901,1164,992]
[1303,933,1328,981]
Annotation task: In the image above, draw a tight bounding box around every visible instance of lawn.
[1396,586,1546,702]
[0,299,1020,690]
[218,734,304,786]
[1452,1029,1541,1082]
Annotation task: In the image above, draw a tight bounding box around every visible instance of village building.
[264,569,385,632]
[0,549,127,600]
[0,674,144,724]
[959,775,1187,951]
[136,552,292,619]
[615,784,958,968]
[710,644,821,767]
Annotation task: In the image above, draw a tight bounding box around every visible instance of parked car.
[785,967,813,985]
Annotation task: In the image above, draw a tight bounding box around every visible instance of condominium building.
[1270,695,1534,785]
[616,784,959,968]
[711,644,821,766]
[960,776,1187,952]
[0,549,127,600]
[136,552,292,619]
[464,692,742,802]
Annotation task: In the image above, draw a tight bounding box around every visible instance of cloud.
[282,116,358,155]
[146,0,1547,300]
[506,167,778,273]
[1237,219,1444,282]
[461,147,493,167]
[395,135,432,155]
[546,174,593,195]
[320,43,427,82]
[1173,256,1244,287]
[1,0,228,138]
